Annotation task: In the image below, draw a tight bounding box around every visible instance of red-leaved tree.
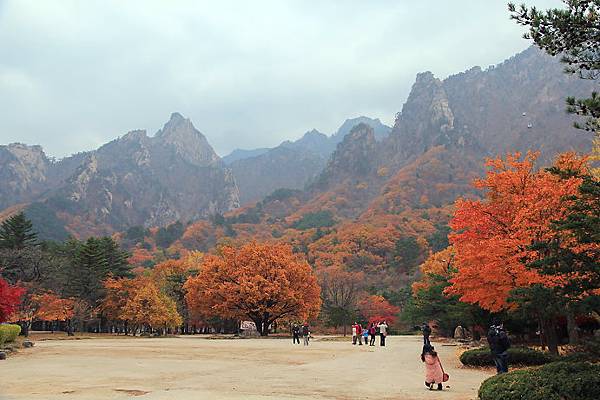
[0,277,25,323]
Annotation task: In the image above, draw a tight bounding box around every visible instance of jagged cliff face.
[0,143,50,209]
[301,47,594,221]
[384,47,592,168]
[315,123,377,188]
[0,113,239,236]
[0,47,594,237]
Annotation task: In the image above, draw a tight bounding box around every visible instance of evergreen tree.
[0,212,38,249]
[98,237,132,278]
[509,0,600,132]
[65,238,109,306]
[528,170,600,305]
[0,212,44,284]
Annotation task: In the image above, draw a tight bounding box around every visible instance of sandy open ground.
[0,335,491,400]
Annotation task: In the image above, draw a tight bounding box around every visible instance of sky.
[0,0,560,158]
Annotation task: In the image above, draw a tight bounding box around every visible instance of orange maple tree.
[32,292,76,322]
[448,152,587,311]
[358,294,400,325]
[184,242,321,336]
[102,276,182,332]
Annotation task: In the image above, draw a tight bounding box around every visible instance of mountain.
[222,148,270,165]
[0,143,51,209]
[331,116,391,143]
[227,119,391,205]
[384,47,591,168]
[227,129,331,205]
[0,113,240,238]
[1,47,594,244]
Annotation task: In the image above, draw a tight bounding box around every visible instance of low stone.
[0,351,6,360]
[22,341,34,348]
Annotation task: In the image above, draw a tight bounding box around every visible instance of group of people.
[419,320,511,391]
[291,319,511,392]
[351,321,389,347]
[291,323,311,346]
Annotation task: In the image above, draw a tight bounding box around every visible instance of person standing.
[421,344,446,391]
[369,323,376,346]
[378,321,388,346]
[362,326,369,346]
[422,322,432,345]
[487,320,510,374]
[302,323,311,346]
[352,322,358,345]
[356,322,363,345]
[292,323,300,344]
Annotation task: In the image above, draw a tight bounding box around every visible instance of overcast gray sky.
[0,0,559,158]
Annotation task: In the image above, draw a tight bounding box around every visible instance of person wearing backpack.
[421,344,448,391]
[487,320,510,374]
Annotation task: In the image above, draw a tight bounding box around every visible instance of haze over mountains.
[0,47,593,239]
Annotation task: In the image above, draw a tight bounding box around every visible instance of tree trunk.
[566,307,580,345]
[541,317,559,355]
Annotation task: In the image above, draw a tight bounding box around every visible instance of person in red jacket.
[353,322,363,345]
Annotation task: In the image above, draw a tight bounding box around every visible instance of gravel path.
[0,335,491,400]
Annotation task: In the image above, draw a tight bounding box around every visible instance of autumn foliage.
[448,152,587,311]
[31,292,75,322]
[0,277,25,322]
[358,295,400,325]
[101,276,182,331]
[184,242,321,335]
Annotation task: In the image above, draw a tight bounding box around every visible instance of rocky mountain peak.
[315,123,377,188]
[333,116,391,142]
[0,143,51,209]
[121,129,148,142]
[154,112,219,167]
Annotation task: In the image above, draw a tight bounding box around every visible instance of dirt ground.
[0,335,492,400]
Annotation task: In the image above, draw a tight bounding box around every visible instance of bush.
[0,324,21,347]
[478,362,600,400]
[560,351,600,363]
[460,347,555,367]
[292,211,335,230]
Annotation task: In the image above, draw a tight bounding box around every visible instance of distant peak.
[415,71,437,83]
[157,112,195,138]
[303,129,326,137]
[169,112,185,122]
[122,129,147,141]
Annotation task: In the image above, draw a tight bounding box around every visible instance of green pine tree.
[528,170,600,304]
[65,238,109,306]
[0,212,38,249]
[98,237,132,278]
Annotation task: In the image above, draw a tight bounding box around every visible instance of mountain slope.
[0,113,240,237]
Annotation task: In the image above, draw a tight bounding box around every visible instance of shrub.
[478,362,600,400]
[460,347,555,367]
[0,324,21,347]
[292,211,335,230]
[560,351,600,363]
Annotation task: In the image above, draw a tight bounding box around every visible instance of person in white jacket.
[378,321,389,346]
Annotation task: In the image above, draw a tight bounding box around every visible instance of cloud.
[0,0,559,157]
